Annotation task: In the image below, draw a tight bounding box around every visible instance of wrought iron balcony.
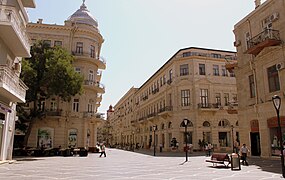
[0,65,28,103]
[197,103,221,109]
[84,80,105,93]
[245,29,281,55]
[45,109,62,116]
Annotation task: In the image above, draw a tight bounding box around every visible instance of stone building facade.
[109,47,239,152]
[232,0,285,157]
[25,2,105,149]
[0,0,35,161]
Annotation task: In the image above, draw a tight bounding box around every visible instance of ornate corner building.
[232,0,285,157]
[108,47,239,152]
[25,2,106,149]
[0,0,35,161]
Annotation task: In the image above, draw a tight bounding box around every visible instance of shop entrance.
[250,132,261,156]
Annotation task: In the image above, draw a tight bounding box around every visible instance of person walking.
[240,144,249,165]
[99,143,106,157]
[207,143,213,157]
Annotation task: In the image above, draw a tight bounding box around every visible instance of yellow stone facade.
[233,0,285,158]
[25,2,105,149]
[109,47,239,152]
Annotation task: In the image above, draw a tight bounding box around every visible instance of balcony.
[72,51,106,69]
[83,80,105,94]
[0,65,28,103]
[245,29,281,56]
[0,5,31,57]
[45,109,62,117]
[83,111,104,119]
[225,62,238,73]
[197,103,220,111]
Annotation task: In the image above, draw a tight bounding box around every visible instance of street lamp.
[132,131,135,152]
[153,125,157,156]
[272,95,285,178]
[231,125,234,153]
[182,118,190,162]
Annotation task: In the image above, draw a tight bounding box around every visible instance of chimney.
[37,19,43,24]
[255,0,261,8]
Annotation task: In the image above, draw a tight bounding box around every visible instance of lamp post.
[132,131,135,152]
[153,125,157,156]
[231,125,234,153]
[182,118,190,162]
[272,95,285,178]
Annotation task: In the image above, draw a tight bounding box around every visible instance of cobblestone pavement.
[0,148,283,180]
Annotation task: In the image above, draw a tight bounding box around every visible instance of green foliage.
[17,41,83,143]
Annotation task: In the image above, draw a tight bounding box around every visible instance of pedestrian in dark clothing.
[99,143,106,157]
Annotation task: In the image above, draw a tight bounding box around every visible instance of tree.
[17,41,83,146]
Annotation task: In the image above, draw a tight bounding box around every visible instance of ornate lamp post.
[272,95,285,178]
[231,125,234,153]
[182,118,190,162]
[153,125,157,156]
[132,131,135,152]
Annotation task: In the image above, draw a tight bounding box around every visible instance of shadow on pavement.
[14,158,44,162]
[248,157,281,174]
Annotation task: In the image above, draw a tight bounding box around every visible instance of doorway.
[250,132,261,156]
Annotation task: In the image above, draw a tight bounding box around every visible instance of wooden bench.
[205,153,231,167]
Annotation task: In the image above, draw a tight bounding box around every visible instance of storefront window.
[68,129,78,148]
[270,128,285,156]
[37,127,54,148]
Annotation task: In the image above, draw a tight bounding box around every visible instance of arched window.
[203,121,211,127]
[168,122,172,129]
[236,121,239,126]
[218,119,230,127]
[180,121,193,127]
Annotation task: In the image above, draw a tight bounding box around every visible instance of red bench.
[205,153,231,167]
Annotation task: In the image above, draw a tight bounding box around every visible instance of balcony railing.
[0,5,30,53]
[83,111,103,118]
[197,103,221,109]
[84,80,105,91]
[45,109,62,116]
[0,65,28,102]
[246,29,281,55]
[158,106,173,113]
[72,51,106,65]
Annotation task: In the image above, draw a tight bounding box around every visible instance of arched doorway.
[250,120,261,156]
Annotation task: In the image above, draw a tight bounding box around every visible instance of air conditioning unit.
[276,62,284,71]
[270,13,279,22]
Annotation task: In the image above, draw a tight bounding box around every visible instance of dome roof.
[67,1,98,27]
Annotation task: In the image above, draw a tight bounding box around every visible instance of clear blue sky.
[27,0,259,115]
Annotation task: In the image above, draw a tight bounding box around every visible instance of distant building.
[232,0,285,157]
[110,47,238,152]
[0,0,35,161]
[25,2,105,149]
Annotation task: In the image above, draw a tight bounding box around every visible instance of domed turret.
[67,0,98,27]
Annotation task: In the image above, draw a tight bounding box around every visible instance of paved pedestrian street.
[0,148,283,180]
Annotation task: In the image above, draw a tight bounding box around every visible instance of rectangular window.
[90,45,95,58]
[180,64,189,76]
[73,99,79,112]
[54,41,62,47]
[215,93,221,106]
[88,103,93,112]
[221,65,228,76]
[181,90,190,106]
[200,89,208,107]
[213,65,219,76]
[43,40,51,47]
[199,64,206,75]
[76,42,83,54]
[224,93,229,106]
[267,65,280,92]
[169,69,173,81]
[219,132,229,147]
[212,53,221,58]
[163,75,166,84]
[75,67,81,74]
[249,75,256,98]
[50,98,57,111]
